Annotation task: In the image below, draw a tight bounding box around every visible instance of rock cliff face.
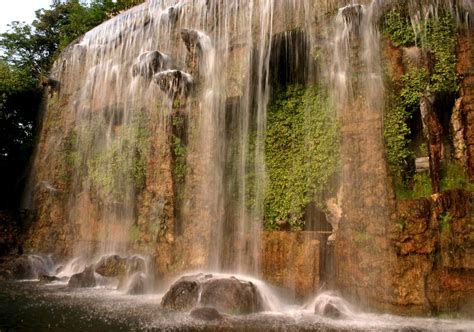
[20,0,473,316]
[456,30,474,181]
[391,190,474,315]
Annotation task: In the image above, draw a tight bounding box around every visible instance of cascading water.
[17,0,474,326]
[24,0,317,276]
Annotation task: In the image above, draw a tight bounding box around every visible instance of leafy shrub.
[264,85,340,229]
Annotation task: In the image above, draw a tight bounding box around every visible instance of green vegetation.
[384,68,428,178]
[439,212,452,233]
[171,115,187,185]
[396,218,406,232]
[382,8,463,198]
[0,0,144,208]
[129,224,140,242]
[87,113,149,201]
[382,10,416,47]
[1,1,144,76]
[440,163,474,192]
[423,14,458,94]
[0,61,42,207]
[264,85,340,229]
[395,172,432,199]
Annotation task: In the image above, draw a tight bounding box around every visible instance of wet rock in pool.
[12,255,51,279]
[313,292,351,319]
[39,274,60,283]
[322,302,343,319]
[200,277,264,315]
[161,275,200,310]
[95,254,127,277]
[190,307,223,321]
[11,256,35,279]
[125,272,147,295]
[161,274,264,315]
[68,265,96,288]
[126,255,146,275]
[95,254,146,278]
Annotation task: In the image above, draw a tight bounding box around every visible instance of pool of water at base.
[0,281,473,332]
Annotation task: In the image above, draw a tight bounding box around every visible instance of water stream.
[15,0,474,330]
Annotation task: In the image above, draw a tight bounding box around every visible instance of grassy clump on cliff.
[382,8,462,197]
[263,85,340,229]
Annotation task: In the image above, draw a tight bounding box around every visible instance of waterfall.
[25,0,312,275]
[17,0,474,317]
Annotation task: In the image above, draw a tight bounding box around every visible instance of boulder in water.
[161,274,265,315]
[12,256,35,279]
[161,275,201,310]
[126,255,146,275]
[95,254,146,278]
[94,254,127,277]
[190,307,223,321]
[125,272,147,295]
[313,292,352,319]
[39,274,60,283]
[322,302,343,319]
[200,277,264,315]
[12,255,52,279]
[68,265,96,288]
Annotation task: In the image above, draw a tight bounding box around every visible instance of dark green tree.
[0,0,144,208]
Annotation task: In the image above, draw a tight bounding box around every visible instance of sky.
[0,0,53,33]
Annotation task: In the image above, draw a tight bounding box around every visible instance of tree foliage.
[0,0,144,208]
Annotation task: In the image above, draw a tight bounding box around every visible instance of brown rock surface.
[391,190,474,316]
[456,30,474,180]
[261,231,320,300]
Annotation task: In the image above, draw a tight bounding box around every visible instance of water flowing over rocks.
[9,255,54,280]
[312,292,354,319]
[68,265,96,288]
[95,255,127,277]
[17,0,474,319]
[123,272,148,295]
[153,70,193,99]
[161,274,265,315]
[161,275,200,310]
[132,51,172,80]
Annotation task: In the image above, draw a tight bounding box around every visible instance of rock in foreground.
[161,274,265,315]
[161,275,201,310]
[68,265,96,288]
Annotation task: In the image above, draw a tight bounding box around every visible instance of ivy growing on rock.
[384,68,428,178]
[382,8,459,196]
[382,10,416,47]
[264,85,340,229]
[87,112,149,202]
